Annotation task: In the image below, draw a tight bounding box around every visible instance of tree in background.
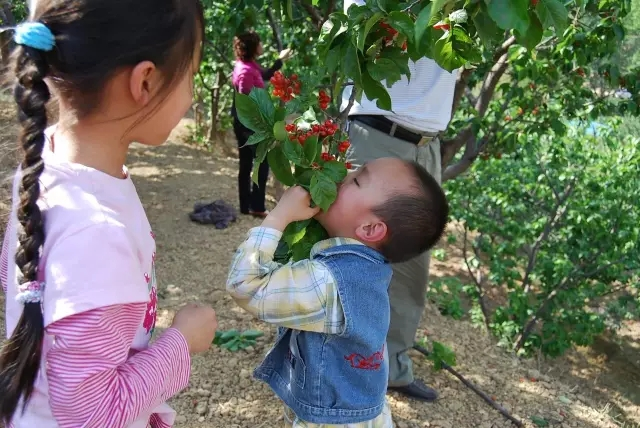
[231,0,640,359]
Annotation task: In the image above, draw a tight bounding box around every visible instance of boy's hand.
[262,186,320,231]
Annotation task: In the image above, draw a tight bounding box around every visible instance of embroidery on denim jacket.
[344,344,385,370]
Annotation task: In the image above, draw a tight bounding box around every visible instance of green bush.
[443,121,640,357]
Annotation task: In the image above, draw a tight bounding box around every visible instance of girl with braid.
[0,1,218,427]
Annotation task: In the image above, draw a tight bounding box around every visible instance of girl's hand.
[171,303,218,354]
[262,186,320,231]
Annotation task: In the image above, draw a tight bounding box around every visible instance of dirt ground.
[0,104,639,428]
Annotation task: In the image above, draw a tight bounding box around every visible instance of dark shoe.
[388,379,438,402]
[249,210,269,218]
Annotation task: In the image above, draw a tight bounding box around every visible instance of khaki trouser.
[346,119,441,387]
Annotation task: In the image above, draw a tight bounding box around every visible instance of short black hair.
[372,161,449,263]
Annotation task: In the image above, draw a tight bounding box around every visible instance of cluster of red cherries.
[318,90,331,110]
[285,120,340,144]
[270,71,301,102]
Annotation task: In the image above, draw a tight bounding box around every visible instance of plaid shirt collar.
[310,237,364,258]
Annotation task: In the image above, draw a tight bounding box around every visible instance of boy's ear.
[355,220,387,244]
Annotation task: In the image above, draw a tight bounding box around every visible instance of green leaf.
[368,58,404,87]
[515,11,543,50]
[359,12,384,52]
[530,416,549,427]
[283,219,310,246]
[291,240,314,261]
[535,0,568,35]
[273,0,281,20]
[249,87,276,126]
[244,131,271,147]
[220,329,240,341]
[303,134,319,164]
[473,3,503,47]
[235,93,268,132]
[213,331,223,345]
[267,145,295,186]
[273,121,288,142]
[310,171,338,211]
[301,106,317,123]
[376,0,399,13]
[305,219,329,243]
[285,0,293,21]
[378,47,411,79]
[319,13,348,56]
[282,139,305,165]
[387,11,415,43]
[252,141,270,184]
[433,37,466,73]
[343,42,363,87]
[294,167,315,187]
[415,4,433,49]
[322,160,348,183]
[429,341,457,370]
[486,0,530,36]
[241,329,264,340]
[220,340,236,350]
[325,46,342,74]
[361,70,392,111]
[429,0,449,18]
[274,106,286,123]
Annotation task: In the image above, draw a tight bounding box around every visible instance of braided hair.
[0,0,204,422]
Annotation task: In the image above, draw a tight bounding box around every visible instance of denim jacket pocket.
[288,330,307,389]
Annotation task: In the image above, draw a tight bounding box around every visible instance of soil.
[0,103,638,428]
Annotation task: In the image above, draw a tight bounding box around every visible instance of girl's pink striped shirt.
[1,133,191,427]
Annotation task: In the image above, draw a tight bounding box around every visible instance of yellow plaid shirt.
[227,227,394,428]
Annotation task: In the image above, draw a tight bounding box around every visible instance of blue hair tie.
[14,22,55,52]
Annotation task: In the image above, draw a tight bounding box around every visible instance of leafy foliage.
[417,336,457,371]
[444,121,640,357]
[213,329,264,352]
[235,76,348,260]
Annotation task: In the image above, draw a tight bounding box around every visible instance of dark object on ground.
[388,378,438,402]
[189,200,237,229]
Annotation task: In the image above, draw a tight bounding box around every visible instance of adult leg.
[347,120,440,401]
[386,138,442,399]
[235,125,254,215]
[250,155,270,214]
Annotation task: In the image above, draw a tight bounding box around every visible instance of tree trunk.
[207,69,226,143]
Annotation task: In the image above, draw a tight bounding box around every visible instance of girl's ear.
[128,61,158,106]
[355,220,387,245]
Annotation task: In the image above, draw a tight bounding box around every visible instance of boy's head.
[315,158,448,263]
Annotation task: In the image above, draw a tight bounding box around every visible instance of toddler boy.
[227,157,449,427]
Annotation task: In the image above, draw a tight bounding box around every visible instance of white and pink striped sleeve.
[1,218,12,293]
[46,303,191,428]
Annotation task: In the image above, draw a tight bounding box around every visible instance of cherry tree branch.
[450,67,474,120]
[413,344,523,428]
[266,8,284,51]
[462,228,491,331]
[299,1,324,29]
[440,35,517,181]
[521,179,576,294]
[338,86,358,123]
[514,211,624,353]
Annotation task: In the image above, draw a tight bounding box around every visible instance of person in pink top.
[231,32,293,217]
[0,1,218,427]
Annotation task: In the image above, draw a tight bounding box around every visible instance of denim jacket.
[254,244,393,424]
